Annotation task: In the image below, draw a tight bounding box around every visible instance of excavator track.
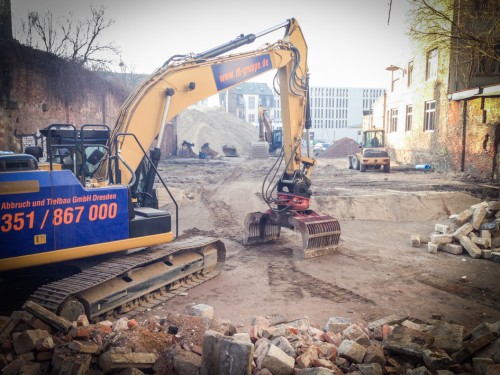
[28,236,225,322]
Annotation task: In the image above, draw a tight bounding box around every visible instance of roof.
[447,84,500,101]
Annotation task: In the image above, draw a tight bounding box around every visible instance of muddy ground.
[147,156,500,331]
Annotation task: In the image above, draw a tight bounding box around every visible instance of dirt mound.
[176,106,259,157]
[317,137,359,157]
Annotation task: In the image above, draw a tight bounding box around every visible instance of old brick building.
[371,0,500,180]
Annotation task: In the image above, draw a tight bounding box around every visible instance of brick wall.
[462,97,500,180]
[0,41,127,152]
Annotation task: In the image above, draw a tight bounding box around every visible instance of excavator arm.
[98,18,340,258]
[101,19,307,185]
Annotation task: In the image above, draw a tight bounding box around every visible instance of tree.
[19,5,119,71]
[408,0,499,89]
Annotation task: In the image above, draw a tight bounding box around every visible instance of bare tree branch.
[408,0,499,89]
[17,5,120,71]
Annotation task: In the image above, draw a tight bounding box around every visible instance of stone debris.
[0,302,499,375]
[411,200,500,263]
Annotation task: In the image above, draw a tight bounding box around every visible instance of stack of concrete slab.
[411,201,500,263]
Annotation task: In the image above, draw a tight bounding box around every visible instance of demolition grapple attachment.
[243,193,341,258]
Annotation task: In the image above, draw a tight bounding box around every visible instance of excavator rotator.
[244,159,341,258]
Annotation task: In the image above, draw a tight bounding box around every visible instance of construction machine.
[257,106,283,155]
[349,129,390,172]
[0,18,340,322]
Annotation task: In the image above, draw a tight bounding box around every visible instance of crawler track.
[28,236,225,322]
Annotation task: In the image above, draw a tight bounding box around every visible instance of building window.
[390,108,398,132]
[405,105,413,132]
[426,48,438,80]
[249,114,255,123]
[424,100,436,131]
[407,61,414,87]
[248,96,255,108]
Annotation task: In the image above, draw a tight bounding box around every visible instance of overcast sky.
[11,0,412,89]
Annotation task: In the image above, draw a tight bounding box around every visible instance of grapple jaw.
[243,209,341,258]
[243,211,281,245]
[288,213,341,258]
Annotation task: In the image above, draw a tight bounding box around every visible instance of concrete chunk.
[451,208,473,226]
[443,243,463,255]
[0,311,33,340]
[201,329,254,375]
[12,329,50,354]
[472,237,488,248]
[487,201,500,211]
[410,234,421,247]
[68,339,100,354]
[98,352,158,372]
[460,236,483,258]
[367,314,408,331]
[358,363,383,375]
[481,230,492,248]
[260,344,295,375]
[482,249,492,259]
[219,336,254,375]
[384,325,431,357]
[325,317,351,333]
[422,349,452,372]
[174,350,202,375]
[472,358,494,375]
[343,324,371,347]
[431,233,453,245]
[453,223,474,241]
[428,243,439,253]
[435,224,453,234]
[22,300,72,333]
[271,336,296,358]
[363,343,385,365]
[338,340,367,363]
[491,252,500,263]
[471,205,488,230]
[431,322,464,354]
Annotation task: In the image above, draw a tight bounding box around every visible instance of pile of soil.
[176,106,259,157]
[317,137,359,158]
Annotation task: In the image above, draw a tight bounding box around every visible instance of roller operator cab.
[0,18,340,322]
[349,129,391,173]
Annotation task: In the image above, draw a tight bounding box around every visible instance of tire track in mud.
[193,163,246,241]
[197,161,272,241]
[267,259,374,304]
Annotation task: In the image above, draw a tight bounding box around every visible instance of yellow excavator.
[0,18,341,322]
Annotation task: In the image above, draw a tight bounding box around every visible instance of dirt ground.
[146,155,500,331]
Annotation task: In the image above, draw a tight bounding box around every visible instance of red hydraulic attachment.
[243,193,341,258]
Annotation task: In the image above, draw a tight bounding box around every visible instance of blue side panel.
[0,170,129,260]
[0,171,55,257]
[212,54,272,91]
[49,171,129,249]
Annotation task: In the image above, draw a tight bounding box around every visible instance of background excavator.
[256,105,283,156]
[0,18,340,322]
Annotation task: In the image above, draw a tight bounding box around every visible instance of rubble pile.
[1,301,499,375]
[411,201,500,263]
